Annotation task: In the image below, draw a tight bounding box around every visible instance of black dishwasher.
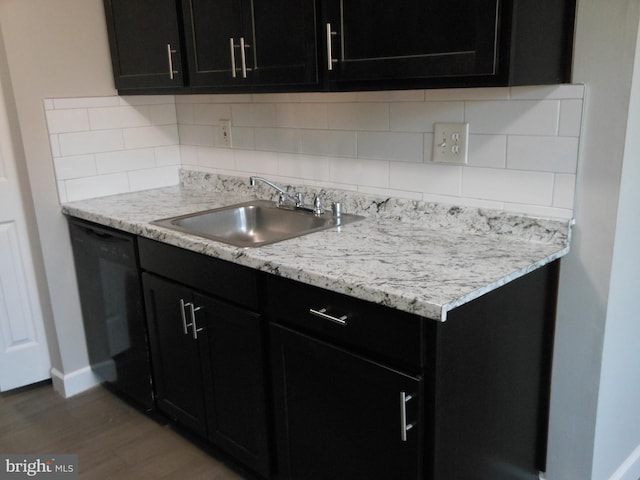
[68,218,154,411]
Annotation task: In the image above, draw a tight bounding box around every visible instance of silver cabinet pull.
[179,298,189,334]
[239,37,249,78]
[309,307,348,326]
[167,44,178,79]
[400,391,415,442]
[326,23,338,71]
[188,303,203,340]
[230,38,237,78]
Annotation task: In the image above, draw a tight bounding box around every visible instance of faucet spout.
[249,176,301,207]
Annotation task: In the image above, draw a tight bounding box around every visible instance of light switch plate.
[432,122,469,164]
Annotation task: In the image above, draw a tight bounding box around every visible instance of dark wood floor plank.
[0,382,244,479]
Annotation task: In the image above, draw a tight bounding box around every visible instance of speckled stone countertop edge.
[61,171,573,322]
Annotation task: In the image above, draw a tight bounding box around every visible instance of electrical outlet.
[219,119,232,147]
[432,122,469,164]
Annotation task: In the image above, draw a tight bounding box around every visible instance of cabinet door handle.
[179,298,190,334]
[400,391,415,442]
[188,303,203,340]
[229,38,237,78]
[166,43,178,80]
[309,307,348,326]
[326,23,338,71]
[239,37,249,78]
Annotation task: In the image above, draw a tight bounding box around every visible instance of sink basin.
[151,200,364,248]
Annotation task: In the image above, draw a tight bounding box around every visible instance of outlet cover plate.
[432,122,469,164]
[219,119,232,147]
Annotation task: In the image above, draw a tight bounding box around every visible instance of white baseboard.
[609,444,640,480]
[50,366,100,398]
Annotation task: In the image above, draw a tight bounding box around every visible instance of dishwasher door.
[68,218,154,411]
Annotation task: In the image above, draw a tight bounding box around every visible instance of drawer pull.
[309,307,348,326]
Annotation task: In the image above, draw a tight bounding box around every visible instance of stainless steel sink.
[151,200,364,248]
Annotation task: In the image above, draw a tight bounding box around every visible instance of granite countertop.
[61,171,572,322]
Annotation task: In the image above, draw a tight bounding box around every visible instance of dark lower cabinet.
[142,273,209,436]
[139,238,270,478]
[270,325,422,480]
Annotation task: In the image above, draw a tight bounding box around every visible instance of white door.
[0,69,51,391]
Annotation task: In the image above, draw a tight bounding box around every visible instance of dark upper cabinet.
[181,0,319,91]
[104,0,574,93]
[103,0,185,91]
[324,0,499,87]
[323,0,575,90]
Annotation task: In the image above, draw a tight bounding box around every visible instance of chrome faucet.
[249,176,327,215]
[249,176,302,208]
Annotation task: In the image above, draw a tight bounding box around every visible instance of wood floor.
[0,381,247,479]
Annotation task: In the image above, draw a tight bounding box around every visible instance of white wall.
[591,21,640,480]
[0,0,115,395]
[547,1,640,479]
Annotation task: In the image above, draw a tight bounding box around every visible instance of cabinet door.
[271,324,422,480]
[324,0,499,87]
[201,294,270,477]
[142,274,208,436]
[181,0,244,88]
[248,0,319,88]
[103,0,184,90]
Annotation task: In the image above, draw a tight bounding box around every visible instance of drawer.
[265,274,430,371]
[138,237,259,310]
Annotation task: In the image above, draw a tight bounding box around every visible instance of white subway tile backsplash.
[559,99,584,137]
[328,103,389,131]
[196,147,235,170]
[128,165,180,191]
[53,96,119,109]
[389,162,462,196]
[278,153,331,182]
[329,157,389,188]
[123,125,179,149]
[462,167,554,205]
[48,87,583,217]
[358,131,423,162]
[465,100,560,135]
[467,134,507,168]
[179,124,217,147]
[150,104,178,125]
[193,104,232,125]
[553,173,577,209]
[300,130,357,157]
[53,155,97,180]
[154,145,181,166]
[95,148,155,175]
[507,136,579,173]
[232,103,277,127]
[46,109,90,133]
[255,128,301,153]
[277,103,328,129]
[64,173,130,202]
[390,102,464,132]
[58,129,124,156]
[234,149,279,175]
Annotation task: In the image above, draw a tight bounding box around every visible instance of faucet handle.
[313,190,327,215]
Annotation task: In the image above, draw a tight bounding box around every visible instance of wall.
[0,0,116,395]
[591,18,640,480]
[546,1,640,479]
[48,86,584,220]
